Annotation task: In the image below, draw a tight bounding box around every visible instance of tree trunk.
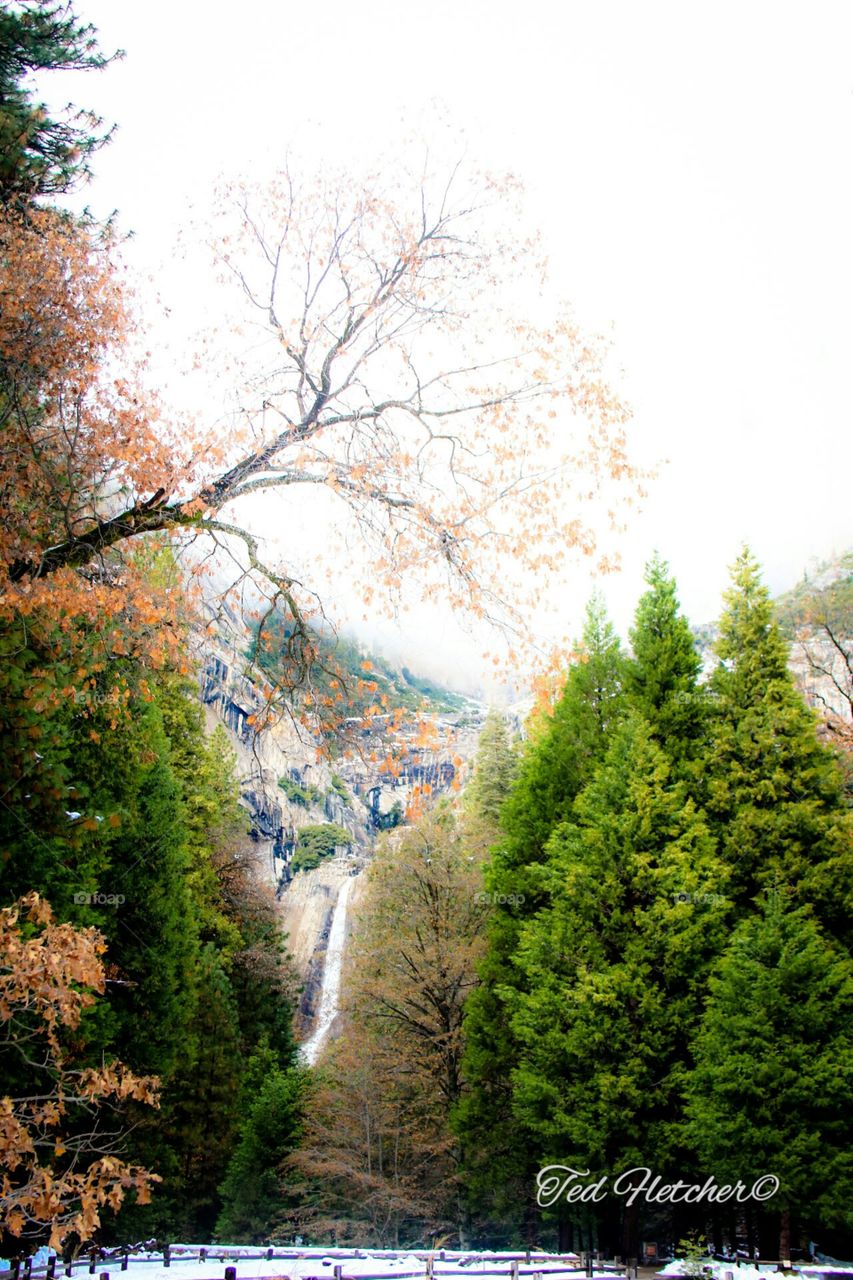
[621,1199,639,1263]
[522,1200,541,1247]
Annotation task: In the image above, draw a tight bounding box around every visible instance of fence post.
[266,1251,274,1262]
[47,1260,57,1280]
[225,1267,237,1280]
[511,1261,519,1280]
[24,1259,32,1280]
[334,1268,342,1280]
[426,1258,433,1280]
[100,1271,110,1280]
[88,1252,97,1276]
[121,1257,129,1273]
[164,1246,171,1270]
[200,1252,207,1266]
[11,1261,20,1280]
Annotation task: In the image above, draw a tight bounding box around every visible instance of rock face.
[275,853,359,1025]
[195,626,484,1046]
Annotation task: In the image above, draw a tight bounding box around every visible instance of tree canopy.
[0,0,118,204]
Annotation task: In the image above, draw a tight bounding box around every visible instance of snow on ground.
[2,1250,596,1280]
[658,1265,853,1280]
[7,1252,853,1280]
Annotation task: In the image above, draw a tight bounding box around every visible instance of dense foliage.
[292,824,353,872]
[1,2,849,1259]
[0,0,118,203]
[457,552,853,1257]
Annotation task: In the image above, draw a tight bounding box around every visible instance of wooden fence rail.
[0,1253,618,1280]
[7,1249,829,1280]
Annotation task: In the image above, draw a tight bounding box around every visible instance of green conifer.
[705,550,853,943]
[626,554,707,771]
[509,715,727,1254]
[686,891,853,1256]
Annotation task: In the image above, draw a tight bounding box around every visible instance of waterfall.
[299,874,355,1066]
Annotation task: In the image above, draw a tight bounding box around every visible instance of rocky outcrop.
[196,627,484,1048]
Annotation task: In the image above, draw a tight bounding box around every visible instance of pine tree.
[686,892,853,1258]
[498,595,626,887]
[215,1055,307,1243]
[462,708,518,852]
[97,700,198,1081]
[705,550,853,944]
[508,715,728,1255]
[456,597,626,1244]
[626,554,707,771]
[0,0,117,204]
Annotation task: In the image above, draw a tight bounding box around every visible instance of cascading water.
[299,873,355,1066]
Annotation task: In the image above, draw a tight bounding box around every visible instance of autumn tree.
[286,1033,445,1248]
[0,894,159,1250]
[349,808,488,1113]
[0,141,639,741]
[288,806,490,1245]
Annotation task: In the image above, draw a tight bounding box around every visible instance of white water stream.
[299,873,354,1066]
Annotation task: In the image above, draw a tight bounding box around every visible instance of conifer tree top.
[0,0,119,204]
[713,547,791,687]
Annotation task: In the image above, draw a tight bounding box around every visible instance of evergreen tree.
[215,1051,307,1243]
[508,715,728,1255]
[498,596,626,888]
[686,892,853,1258]
[705,550,853,944]
[166,948,245,1240]
[103,678,298,1240]
[0,0,117,204]
[626,554,707,771]
[456,597,626,1244]
[462,708,518,848]
[98,701,198,1081]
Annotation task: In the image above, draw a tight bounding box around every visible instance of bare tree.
[1,156,638,718]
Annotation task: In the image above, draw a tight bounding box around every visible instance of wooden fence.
[0,1249,628,1280]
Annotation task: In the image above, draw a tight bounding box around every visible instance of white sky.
[55,0,853,691]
